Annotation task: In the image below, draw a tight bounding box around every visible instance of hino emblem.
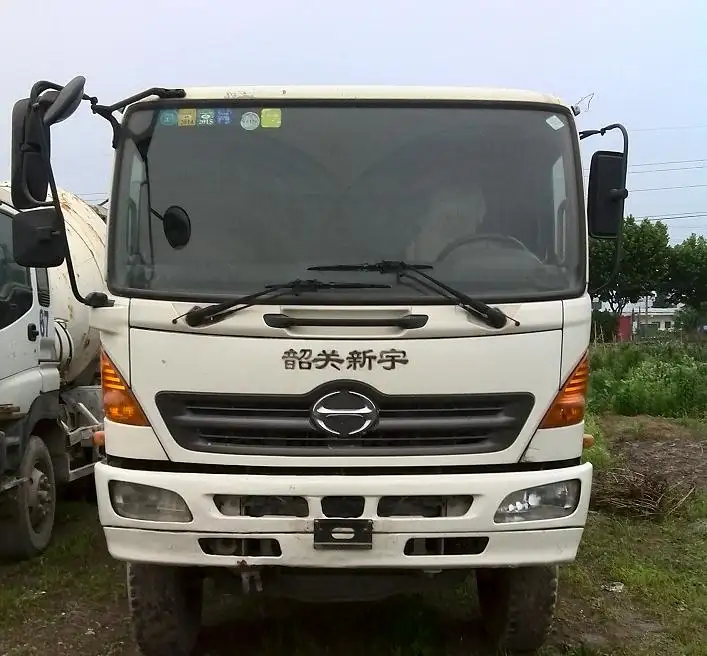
[310,390,379,437]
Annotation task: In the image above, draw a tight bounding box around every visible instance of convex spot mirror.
[43,76,86,126]
[12,206,66,268]
[163,206,191,249]
[587,150,628,240]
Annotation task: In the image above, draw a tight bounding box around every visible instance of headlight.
[494,479,581,524]
[109,481,192,522]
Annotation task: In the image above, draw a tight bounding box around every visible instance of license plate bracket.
[313,519,373,550]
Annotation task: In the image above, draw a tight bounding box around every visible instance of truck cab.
[7,80,627,654]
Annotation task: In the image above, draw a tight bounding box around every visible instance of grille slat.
[156,383,534,457]
[175,413,516,433]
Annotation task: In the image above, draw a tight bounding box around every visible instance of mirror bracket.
[89,87,186,149]
[85,291,115,308]
[610,188,629,201]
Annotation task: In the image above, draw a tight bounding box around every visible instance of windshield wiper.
[308,261,519,329]
[173,279,392,328]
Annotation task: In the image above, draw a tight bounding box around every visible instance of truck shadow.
[195,591,489,655]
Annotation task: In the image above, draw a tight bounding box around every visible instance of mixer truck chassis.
[0,386,103,559]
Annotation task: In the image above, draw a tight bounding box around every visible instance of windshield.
[108,102,584,303]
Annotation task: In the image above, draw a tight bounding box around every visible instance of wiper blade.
[309,261,518,329]
[173,279,391,328]
[309,260,433,273]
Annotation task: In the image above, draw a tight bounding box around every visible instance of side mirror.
[10,77,87,210]
[12,207,66,268]
[162,206,191,249]
[11,98,52,210]
[587,150,628,240]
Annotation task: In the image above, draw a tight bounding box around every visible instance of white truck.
[0,184,106,559]
[7,78,628,655]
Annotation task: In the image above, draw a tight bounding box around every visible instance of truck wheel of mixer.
[476,564,559,654]
[0,435,56,560]
[127,562,203,656]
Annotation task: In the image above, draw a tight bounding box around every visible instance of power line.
[629,158,707,167]
[628,165,707,175]
[630,124,707,132]
[583,164,707,177]
[583,159,707,172]
[639,213,707,222]
[631,184,707,193]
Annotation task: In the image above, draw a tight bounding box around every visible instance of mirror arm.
[90,102,123,149]
[89,87,186,149]
[35,123,113,309]
[586,123,630,298]
[29,81,63,103]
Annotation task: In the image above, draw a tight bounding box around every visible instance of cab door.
[0,207,38,388]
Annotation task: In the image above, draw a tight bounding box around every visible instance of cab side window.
[0,210,34,330]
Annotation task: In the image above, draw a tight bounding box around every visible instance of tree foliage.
[589,215,707,329]
[667,234,707,311]
[589,216,671,315]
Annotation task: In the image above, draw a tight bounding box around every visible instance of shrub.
[587,340,707,418]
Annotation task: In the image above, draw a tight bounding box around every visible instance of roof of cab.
[131,85,569,108]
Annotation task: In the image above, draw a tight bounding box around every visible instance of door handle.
[27,323,39,341]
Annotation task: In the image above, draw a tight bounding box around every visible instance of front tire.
[0,435,56,560]
[476,565,559,654]
[127,563,203,656]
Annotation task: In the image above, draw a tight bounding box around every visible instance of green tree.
[674,305,707,335]
[589,216,671,315]
[668,234,707,311]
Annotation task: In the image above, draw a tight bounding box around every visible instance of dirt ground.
[1,415,706,656]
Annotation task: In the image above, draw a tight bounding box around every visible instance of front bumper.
[95,461,592,569]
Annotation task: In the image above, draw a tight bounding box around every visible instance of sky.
[2,0,706,244]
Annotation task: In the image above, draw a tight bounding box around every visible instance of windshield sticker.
[158,110,178,127]
[197,108,215,126]
[546,115,564,131]
[240,111,260,131]
[261,108,282,129]
[282,348,409,372]
[215,109,233,125]
[177,109,197,127]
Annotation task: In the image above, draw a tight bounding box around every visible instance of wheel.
[127,562,203,656]
[476,565,558,654]
[0,435,56,560]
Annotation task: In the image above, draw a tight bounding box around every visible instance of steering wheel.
[435,233,542,264]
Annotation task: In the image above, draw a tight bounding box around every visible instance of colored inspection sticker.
[546,115,564,131]
[215,109,233,125]
[159,109,178,126]
[197,108,215,126]
[261,108,282,128]
[240,111,260,131]
[178,109,197,127]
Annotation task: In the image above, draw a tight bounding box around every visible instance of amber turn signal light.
[539,353,589,429]
[100,352,149,426]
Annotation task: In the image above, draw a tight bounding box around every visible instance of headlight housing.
[494,479,581,524]
[109,481,192,522]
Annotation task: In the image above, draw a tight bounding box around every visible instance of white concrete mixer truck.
[5,77,628,654]
[0,184,106,560]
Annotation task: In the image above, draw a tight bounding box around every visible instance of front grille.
[156,382,534,457]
